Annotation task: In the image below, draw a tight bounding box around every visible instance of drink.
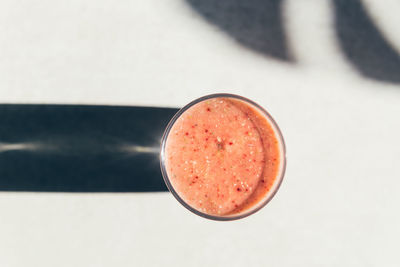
[160,94,286,220]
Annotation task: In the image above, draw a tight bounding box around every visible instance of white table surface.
[1,0,399,266]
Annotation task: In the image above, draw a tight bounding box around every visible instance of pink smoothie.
[164,97,282,217]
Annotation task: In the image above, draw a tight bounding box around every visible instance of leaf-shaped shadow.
[334,0,400,83]
[186,0,294,62]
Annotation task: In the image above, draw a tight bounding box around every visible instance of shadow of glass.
[0,104,179,192]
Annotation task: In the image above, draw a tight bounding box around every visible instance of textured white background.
[1,0,400,266]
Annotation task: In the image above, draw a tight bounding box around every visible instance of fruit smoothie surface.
[163,96,283,218]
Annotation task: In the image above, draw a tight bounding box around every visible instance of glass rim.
[160,93,286,221]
